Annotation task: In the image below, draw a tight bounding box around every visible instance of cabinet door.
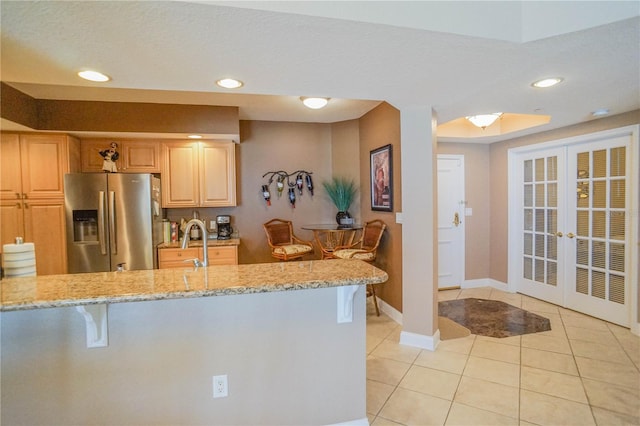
[20,134,68,199]
[0,199,25,251]
[200,142,236,207]
[0,133,23,200]
[23,198,67,275]
[204,245,238,265]
[158,247,200,269]
[122,141,160,172]
[81,139,117,172]
[161,142,199,207]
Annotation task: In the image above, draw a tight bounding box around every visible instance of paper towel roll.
[3,242,37,277]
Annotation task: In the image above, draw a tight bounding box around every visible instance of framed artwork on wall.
[370,144,393,211]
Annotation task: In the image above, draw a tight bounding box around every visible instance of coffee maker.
[216,215,233,240]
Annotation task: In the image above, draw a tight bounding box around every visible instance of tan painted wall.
[166,120,342,264]
[331,119,362,221]
[438,143,491,281]
[358,103,403,312]
[489,110,640,283]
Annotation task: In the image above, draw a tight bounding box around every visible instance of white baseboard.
[400,329,440,351]
[462,278,509,292]
[376,297,403,325]
[328,416,369,426]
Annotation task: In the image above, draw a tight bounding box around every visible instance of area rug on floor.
[438,298,551,338]
[438,316,471,340]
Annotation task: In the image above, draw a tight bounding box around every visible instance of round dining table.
[302,224,364,259]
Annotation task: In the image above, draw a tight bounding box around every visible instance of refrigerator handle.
[98,191,107,255]
[109,191,117,255]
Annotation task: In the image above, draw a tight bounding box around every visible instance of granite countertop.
[0,259,388,312]
[157,238,240,249]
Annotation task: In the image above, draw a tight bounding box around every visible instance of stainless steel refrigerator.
[64,173,163,273]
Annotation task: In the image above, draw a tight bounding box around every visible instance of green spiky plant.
[322,177,358,212]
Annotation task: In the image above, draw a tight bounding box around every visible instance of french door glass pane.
[524,160,533,182]
[610,147,625,177]
[593,150,607,178]
[524,209,533,230]
[523,155,559,287]
[610,212,625,240]
[574,147,626,304]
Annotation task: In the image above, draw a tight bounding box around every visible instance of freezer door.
[65,174,111,273]
[108,174,156,271]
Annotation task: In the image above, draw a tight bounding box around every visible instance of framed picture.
[370,144,393,211]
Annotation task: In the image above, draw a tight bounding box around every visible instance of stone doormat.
[438,298,551,338]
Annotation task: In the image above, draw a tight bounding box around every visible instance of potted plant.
[322,177,358,225]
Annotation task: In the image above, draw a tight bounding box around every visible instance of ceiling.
[1,1,639,144]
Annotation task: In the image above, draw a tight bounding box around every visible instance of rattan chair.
[263,219,314,261]
[331,219,386,315]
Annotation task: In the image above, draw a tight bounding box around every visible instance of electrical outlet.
[213,375,228,398]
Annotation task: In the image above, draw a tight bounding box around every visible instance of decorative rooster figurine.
[296,174,304,195]
[276,175,285,197]
[262,185,271,206]
[288,188,296,208]
[305,174,314,196]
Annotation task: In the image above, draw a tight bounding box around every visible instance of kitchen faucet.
[181,219,208,266]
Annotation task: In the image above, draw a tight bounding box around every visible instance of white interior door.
[516,147,566,305]
[510,127,638,327]
[565,138,631,325]
[437,155,465,289]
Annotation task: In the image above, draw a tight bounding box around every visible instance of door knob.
[555,231,563,237]
[453,212,461,227]
[567,232,576,239]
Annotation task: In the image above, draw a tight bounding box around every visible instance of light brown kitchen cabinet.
[158,247,200,269]
[0,133,80,275]
[206,246,238,266]
[81,139,160,173]
[1,133,79,200]
[158,245,238,269]
[161,141,236,208]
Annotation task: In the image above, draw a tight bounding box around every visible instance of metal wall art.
[261,170,314,208]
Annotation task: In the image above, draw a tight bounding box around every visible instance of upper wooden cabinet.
[1,133,80,200]
[162,141,236,208]
[81,139,160,173]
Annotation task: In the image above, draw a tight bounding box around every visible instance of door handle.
[555,231,563,237]
[98,191,107,255]
[109,191,117,255]
[453,212,461,227]
[567,232,576,239]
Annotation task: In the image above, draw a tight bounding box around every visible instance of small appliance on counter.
[216,215,233,240]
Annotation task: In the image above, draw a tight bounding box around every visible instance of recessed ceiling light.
[591,108,610,117]
[465,113,503,129]
[216,78,243,89]
[188,134,203,139]
[77,70,110,82]
[531,77,563,88]
[301,97,329,109]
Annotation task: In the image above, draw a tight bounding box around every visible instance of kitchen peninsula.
[1,260,387,425]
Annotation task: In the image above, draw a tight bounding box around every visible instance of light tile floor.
[366,287,640,426]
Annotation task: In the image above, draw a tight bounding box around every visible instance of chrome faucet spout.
[180,219,208,266]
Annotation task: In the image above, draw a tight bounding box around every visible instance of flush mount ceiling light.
[531,77,563,88]
[465,113,503,129]
[216,78,243,89]
[300,97,329,109]
[188,134,203,139]
[77,70,110,82]
[591,108,610,117]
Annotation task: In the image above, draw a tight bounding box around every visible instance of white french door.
[516,147,566,306]
[510,126,638,326]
